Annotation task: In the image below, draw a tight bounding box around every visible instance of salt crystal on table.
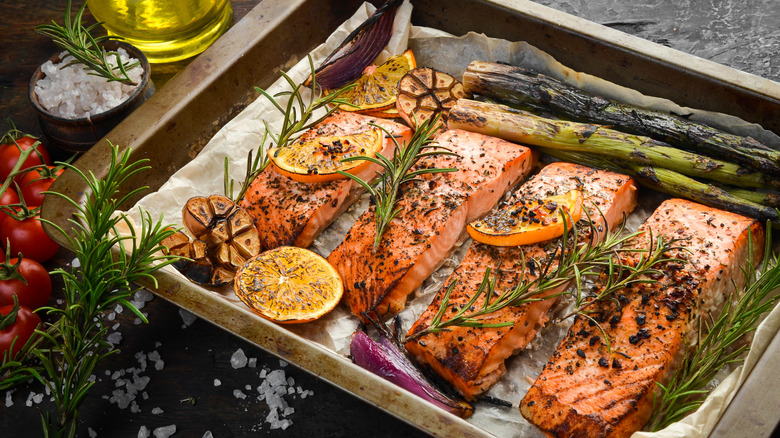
[233,389,247,399]
[202,432,214,438]
[115,304,124,314]
[152,425,176,438]
[266,369,286,387]
[135,290,154,302]
[71,258,80,268]
[107,332,123,346]
[152,407,164,414]
[88,427,97,438]
[213,379,221,387]
[131,401,140,413]
[5,390,13,407]
[138,425,151,438]
[248,357,257,368]
[178,309,197,327]
[279,360,288,367]
[230,349,248,369]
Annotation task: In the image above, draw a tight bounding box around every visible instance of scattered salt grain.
[71,258,81,268]
[202,432,214,438]
[151,407,164,414]
[131,401,141,413]
[88,427,97,437]
[152,425,176,438]
[213,379,222,387]
[230,349,248,369]
[5,390,14,407]
[107,312,116,321]
[233,389,247,399]
[179,309,197,328]
[279,360,288,367]
[35,49,143,119]
[138,425,151,438]
[115,304,124,314]
[148,350,164,371]
[107,331,123,346]
[248,357,258,368]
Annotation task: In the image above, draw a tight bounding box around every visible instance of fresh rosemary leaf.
[34,1,139,86]
[338,114,457,251]
[1,142,182,435]
[647,225,780,431]
[404,211,680,343]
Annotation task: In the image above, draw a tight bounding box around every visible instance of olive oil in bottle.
[87,0,233,63]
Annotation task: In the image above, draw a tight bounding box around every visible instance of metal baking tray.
[42,0,780,436]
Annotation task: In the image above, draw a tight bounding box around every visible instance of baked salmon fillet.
[328,129,538,322]
[404,162,638,400]
[239,111,412,249]
[520,198,764,438]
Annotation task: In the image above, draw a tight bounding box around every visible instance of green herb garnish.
[339,115,457,251]
[34,0,139,86]
[405,212,682,343]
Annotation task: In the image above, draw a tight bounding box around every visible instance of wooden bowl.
[28,40,155,153]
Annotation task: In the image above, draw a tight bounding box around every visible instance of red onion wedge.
[350,329,474,418]
[304,0,403,90]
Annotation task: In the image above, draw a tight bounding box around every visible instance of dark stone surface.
[1,1,779,437]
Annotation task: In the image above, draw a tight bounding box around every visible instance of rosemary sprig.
[34,1,139,86]
[254,56,357,151]
[4,142,181,436]
[647,225,780,431]
[339,114,458,251]
[224,130,271,203]
[405,212,681,343]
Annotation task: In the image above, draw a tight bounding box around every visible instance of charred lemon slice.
[269,128,384,183]
[234,246,344,323]
[396,67,470,129]
[331,50,416,114]
[467,190,584,247]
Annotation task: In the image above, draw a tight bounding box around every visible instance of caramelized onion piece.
[350,330,473,418]
[304,0,403,89]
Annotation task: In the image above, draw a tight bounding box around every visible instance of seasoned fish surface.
[405,162,638,399]
[329,129,538,322]
[520,198,764,438]
[239,111,412,249]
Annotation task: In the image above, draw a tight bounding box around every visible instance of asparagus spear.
[463,61,780,175]
[718,186,780,208]
[535,146,780,226]
[447,99,780,189]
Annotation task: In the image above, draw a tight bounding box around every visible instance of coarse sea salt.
[35,49,143,119]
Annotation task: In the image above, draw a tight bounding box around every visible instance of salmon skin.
[239,111,412,250]
[520,198,764,438]
[404,162,638,400]
[328,129,538,322]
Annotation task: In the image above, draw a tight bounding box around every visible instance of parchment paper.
[123,2,780,437]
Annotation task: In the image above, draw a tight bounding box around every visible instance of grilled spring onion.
[447,99,780,225]
[462,60,780,175]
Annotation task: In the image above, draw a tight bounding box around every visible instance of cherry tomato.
[19,166,63,207]
[0,257,52,309]
[0,303,41,357]
[0,136,51,183]
[0,214,59,263]
[0,186,18,206]
[0,187,18,222]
